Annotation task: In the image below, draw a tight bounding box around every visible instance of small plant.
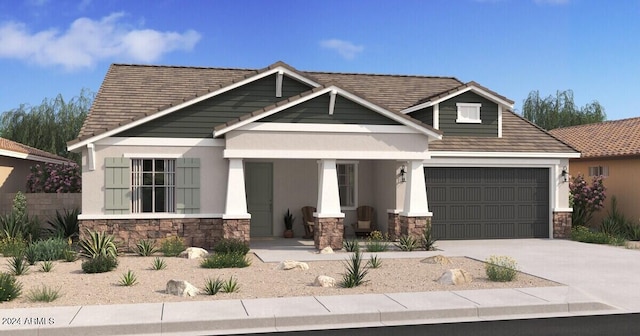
[0,273,22,301]
[40,260,55,272]
[365,230,389,252]
[395,235,419,251]
[160,236,186,257]
[151,257,167,270]
[485,255,518,282]
[63,249,78,262]
[7,255,29,276]
[340,250,369,288]
[624,221,640,241]
[284,209,295,231]
[0,237,27,258]
[421,225,437,251]
[222,276,240,293]
[27,286,61,302]
[343,239,360,252]
[81,254,118,273]
[201,252,251,269]
[135,239,158,256]
[203,277,224,295]
[79,230,118,259]
[212,238,250,255]
[571,226,622,245]
[46,208,80,240]
[119,270,138,286]
[23,237,69,264]
[368,254,382,269]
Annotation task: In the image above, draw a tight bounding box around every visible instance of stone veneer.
[553,212,572,239]
[399,216,431,239]
[80,218,250,251]
[314,217,344,250]
[387,212,401,241]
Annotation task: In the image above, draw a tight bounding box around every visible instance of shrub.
[0,273,22,302]
[203,277,224,295]
[340,250,369,288]
[365,230,389,252]
[135,239,158,256]
[160,236,186,257]
[212,238,249,256]
[7,255,29,276]
[46,209,80,240]
[368,254,382,269]
[395,235,419,251]
[27,286,61,302]
[624,221,640,242]
[40,260,55,272]
[421,225,437,251]
[0,213,41,242]
[12,191,27,222]
[63,249,78,262]
[570,174,606,227]
[81,255,118,273]
[151,257,167,270]
[485,255,518,282]
[0,237,27,257]
[119,270,137,286]
[571,225,623,245]
[79,230,118,259]
[26,163,81,193]
[343,239,360,252]
[23,237,68,264]
[221,277,240,293]
[201,252,251,269]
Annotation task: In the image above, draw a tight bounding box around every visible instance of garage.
[425,167,549,239]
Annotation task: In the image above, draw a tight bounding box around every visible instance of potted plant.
[283,209,295,238]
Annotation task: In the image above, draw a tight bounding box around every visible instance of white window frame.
[456,103,482,123]
[131,158,176,213]
[337,161,358,210]
[588,166,609,177]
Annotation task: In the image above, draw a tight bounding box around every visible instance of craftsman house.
[68,61,578,250]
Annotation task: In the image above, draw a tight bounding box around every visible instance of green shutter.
[105,157,130,214]
[176,158,200,214]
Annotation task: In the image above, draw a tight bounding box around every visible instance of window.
[131,159,176,213]
[337,163,357,209]
[588,166,609,177]
[456,103,482,123]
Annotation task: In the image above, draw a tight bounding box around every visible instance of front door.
[245,162,273,237]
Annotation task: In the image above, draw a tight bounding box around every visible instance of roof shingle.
[549,117,640,158]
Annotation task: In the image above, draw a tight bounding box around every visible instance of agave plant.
[79,230,118,259]
[46,209,80,240]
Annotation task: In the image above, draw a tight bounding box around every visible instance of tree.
[521,90,606,130]
[0,89,94,164]
[569,174,606,227]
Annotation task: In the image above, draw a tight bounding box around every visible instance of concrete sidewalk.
[1,239,635,335]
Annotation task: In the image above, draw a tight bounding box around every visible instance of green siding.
[438,91,498,137]
[262,95,401,125]
[105,157,130,214]
[409,106,434,126]
[117,75,312,138]
[176,158,200,214]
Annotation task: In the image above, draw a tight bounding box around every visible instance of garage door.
[425,167,549,239]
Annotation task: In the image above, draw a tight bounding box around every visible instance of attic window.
[456,103,481,123]
[588,166,609,177]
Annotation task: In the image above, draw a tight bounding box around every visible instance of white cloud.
[0,12,201,70]
[320,39,364,60]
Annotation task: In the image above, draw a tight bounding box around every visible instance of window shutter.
[176,158,200,214]
[105,157,130,214]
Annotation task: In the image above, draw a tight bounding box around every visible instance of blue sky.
[1,0,639,121]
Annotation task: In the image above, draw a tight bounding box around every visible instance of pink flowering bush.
[26,163,81,193]
[569,174,606,227]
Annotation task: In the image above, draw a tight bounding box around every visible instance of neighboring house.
[67,61,578,250]
[549,117,640,226]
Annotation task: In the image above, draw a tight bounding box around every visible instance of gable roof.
[549,117,640,158]
[0,137,75,165]
[403,81,514,114]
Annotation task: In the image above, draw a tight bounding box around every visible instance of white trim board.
[0,149,72,165]
[224,149,432,160]
[402,85,514,114]
[430,151,580,159]
[67,66,320,152]
[238,123,421,134]
[95,137,225,147]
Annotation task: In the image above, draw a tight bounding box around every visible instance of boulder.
[276,260,310,270]
[437,269,473,285]
[421,255,452,265]
[179,247,209,259]
[319,246,334,254]
[314,275,336,287]
[166,280,199,297]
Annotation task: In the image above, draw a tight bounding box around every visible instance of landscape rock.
[319,246,334,254]
[179,247,209,259]
[437,269,473,285]
[314,275,336,287]
[276,260,310,270]
[166,280,199,297]
[421,255,452,265]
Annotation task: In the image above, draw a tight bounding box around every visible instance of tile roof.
[0,137,75,163]
[414,81,514,107]
[549,117,640,158]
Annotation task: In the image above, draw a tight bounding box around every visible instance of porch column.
[222,158,250,243]
[314,159,345,250]
[400,160,432,239]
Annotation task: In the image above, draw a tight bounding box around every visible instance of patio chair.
[301,206,316,239]
[352,205,376,237]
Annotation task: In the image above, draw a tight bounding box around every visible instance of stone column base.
[387,212,401,241]
[553,212,572,239]
[314,217,344,250]
[399,216,431,240]
[222,218,250,244]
